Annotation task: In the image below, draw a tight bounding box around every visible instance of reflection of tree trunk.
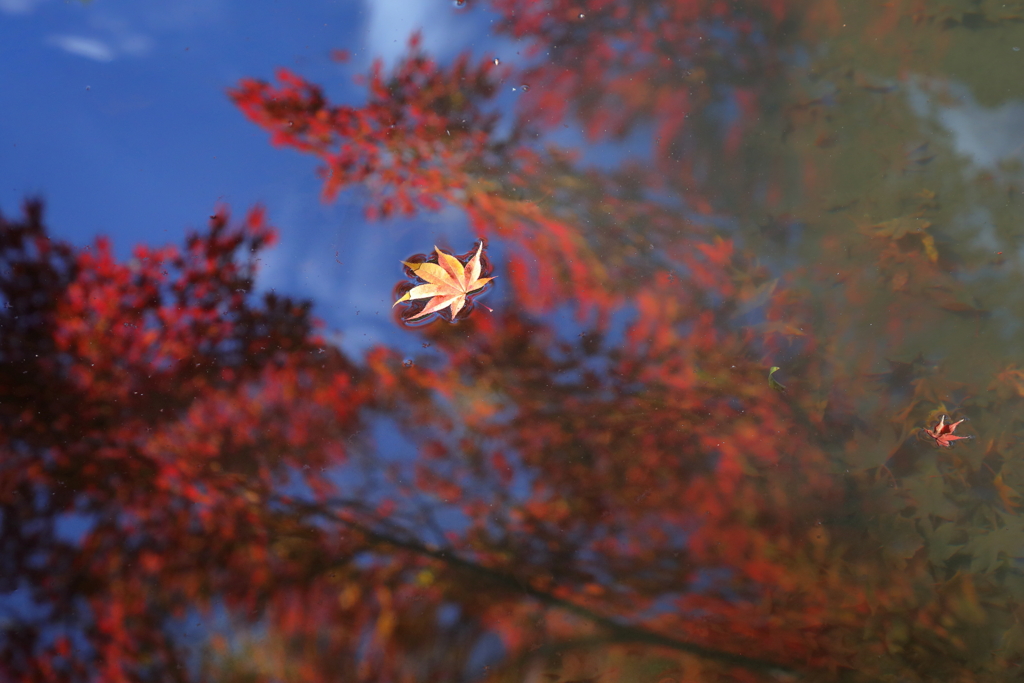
[285,496,794,677]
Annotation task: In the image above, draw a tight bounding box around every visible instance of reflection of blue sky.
[256,185,481,358]
[0,0,692,364]
[0,0,522,361]
[1,0,366,248]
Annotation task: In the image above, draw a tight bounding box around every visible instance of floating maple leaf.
[394,243,494,321]
[921,415,973,448]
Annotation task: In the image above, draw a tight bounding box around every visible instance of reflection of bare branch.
[277,496,796,678]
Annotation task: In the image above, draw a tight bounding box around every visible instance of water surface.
[3,1,1024,682]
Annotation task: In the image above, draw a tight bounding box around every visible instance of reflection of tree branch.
[279,496,796,677]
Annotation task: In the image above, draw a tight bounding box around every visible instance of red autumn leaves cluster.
[0,202,368,683]
[230,35,500,217]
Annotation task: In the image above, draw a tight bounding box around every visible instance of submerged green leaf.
[768,366,786,392]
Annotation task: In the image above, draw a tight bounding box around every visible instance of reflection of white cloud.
[940,102,1024,169]
[908,77,1024,171]
[47,35,115,62]
[0,0,46,15]
[46,26,153,62]
[363,0,471,66]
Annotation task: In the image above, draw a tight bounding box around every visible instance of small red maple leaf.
[921,415,973,448]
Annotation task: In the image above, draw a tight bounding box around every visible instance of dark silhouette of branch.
[280,495,797,677]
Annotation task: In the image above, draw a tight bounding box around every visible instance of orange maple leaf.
[394,243,495,320]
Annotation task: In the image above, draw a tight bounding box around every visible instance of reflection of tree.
[0,202,368,682]
[8,1,1024,682]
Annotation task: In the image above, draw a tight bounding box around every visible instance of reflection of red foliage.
[6,1,1020,682]
[491,0,793,173]
[220,5,1015,680]
[231,34,501,215]
[0,201,369,682]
